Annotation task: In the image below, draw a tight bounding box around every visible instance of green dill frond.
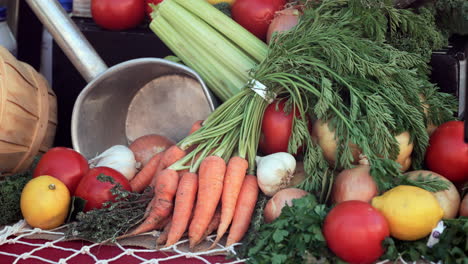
[249,0,456,198]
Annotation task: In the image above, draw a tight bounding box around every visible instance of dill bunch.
[252,0,456,195]
[312,0,448,61]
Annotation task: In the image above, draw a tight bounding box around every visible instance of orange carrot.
[150,145,187,187]
[212,156,248,246]
[226,175,259,247]
[156,218,172,245]
[165,172,198,247]
[201,206,221,244]
[130,152,163,193]
[189,120,204,135]
[128,169,179,236]
[188,156,226,248]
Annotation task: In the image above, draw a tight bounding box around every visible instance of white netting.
[0,220,247,264]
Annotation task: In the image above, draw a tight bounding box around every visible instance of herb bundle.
[245,195,336,264]
[0,157,38,226]
[382,217,468,263]
[66,175,153,243]
[252,0,456,197]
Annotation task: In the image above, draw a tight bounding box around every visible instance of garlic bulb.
[256,152,296,196]
[89,145,137,181]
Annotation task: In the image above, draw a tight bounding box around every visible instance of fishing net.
[0,220,246,264]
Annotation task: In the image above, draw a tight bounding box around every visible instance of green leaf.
[273,229,289,243]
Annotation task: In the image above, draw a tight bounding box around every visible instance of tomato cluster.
[34,147,131,212]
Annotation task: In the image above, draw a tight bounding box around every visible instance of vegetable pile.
[3,0,468,263]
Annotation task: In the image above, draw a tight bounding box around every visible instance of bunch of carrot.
[126,116,261,249]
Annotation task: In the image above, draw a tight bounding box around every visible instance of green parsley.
[382,217,468,263]
[0,157,39,226]
[245,195,340,264]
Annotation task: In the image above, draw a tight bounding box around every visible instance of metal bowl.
[71,58,216,159]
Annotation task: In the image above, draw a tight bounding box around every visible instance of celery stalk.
[158,0,254,83]
[150,16,246,101]
[173,0,268,62]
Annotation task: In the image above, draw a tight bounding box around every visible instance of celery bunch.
[149,0,268,102]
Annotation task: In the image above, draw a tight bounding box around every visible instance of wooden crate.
[0,46,57,175]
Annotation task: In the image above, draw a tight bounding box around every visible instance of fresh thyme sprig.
[66,175,153,243]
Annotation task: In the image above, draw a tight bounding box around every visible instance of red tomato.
[145,0,164,18]
[425,120,468,183]
[259,100,298,155]
[33,147,88,195]
[323,201,390,264]
[232,0,286,41]
[74,167,132,212]
[91,0,145,31]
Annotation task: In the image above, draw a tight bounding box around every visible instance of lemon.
[20,175,71,230]
[207,0,235,5]
[371,185,444,241]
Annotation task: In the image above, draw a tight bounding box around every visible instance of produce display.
[1,0,468,263]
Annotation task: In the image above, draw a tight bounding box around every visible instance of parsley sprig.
[245,195,340,264]
[382,217,468,263]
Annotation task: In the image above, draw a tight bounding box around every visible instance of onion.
[129,134,175,168]
[264,188,309,223]
[394,131,413,172]
[406,170,461,219]
[460,194,468,217]
[330,163,378,204]
[266,8,300,44]
[289,161,306,187]
[312,119,413,171]
[256,152,296,196]
[89,145,137,181]
[311,119,361,167]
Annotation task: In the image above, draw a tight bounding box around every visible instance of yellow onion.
[266,8,301,44]
[264,188,309,223]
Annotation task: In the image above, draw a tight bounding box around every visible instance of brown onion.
[406,170,461,219]
[330,164,378,204]
[288,161,306,187]
[129,134,175,167]
[266,8,300,44]
[459,194,468,217]
[264,188,309,223]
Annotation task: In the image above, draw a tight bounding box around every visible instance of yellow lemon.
[371,185,444,241]
[20,175,71,230]
[207,0,235,5]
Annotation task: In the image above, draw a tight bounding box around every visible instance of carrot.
[189,120,204,135]
[165,172,198,247]
[211,156,248,246]
[150,145,187,187]
[225,175,259,247]
[201,206,221,244]
[130,152,163,193]
[188,155,226,248]
[156,218,172,245]
[128,169,179,236]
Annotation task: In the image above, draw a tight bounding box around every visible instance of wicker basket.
[0,46,57,176]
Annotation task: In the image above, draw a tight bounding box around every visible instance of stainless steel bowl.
[71,59,215,158]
